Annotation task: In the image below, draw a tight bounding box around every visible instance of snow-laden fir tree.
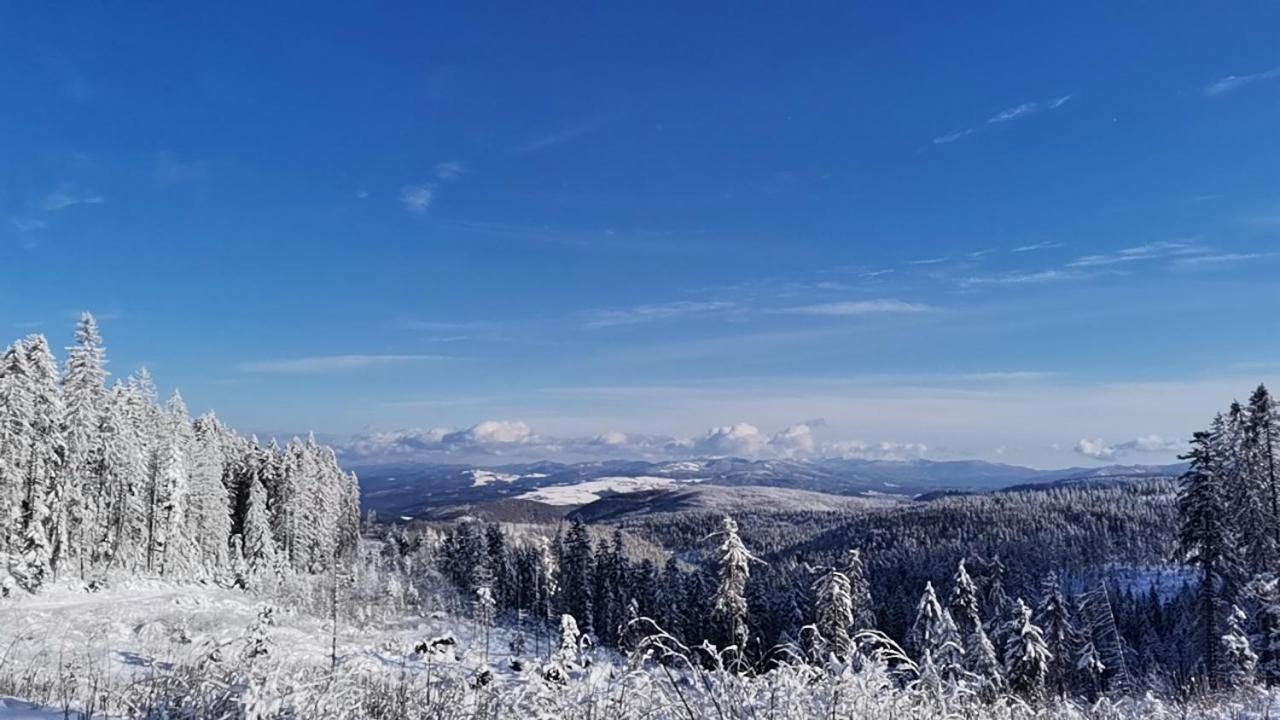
[1177,427,1234,686]
[1219,605,1257,689]
[810,564,853,660]
[59,313,107,580]
[240,478,280,589]
[1252,576,1280,685]
[1246,385,1280,559]
[844,548,876,632]
[908,581,965,683]
[950,559,1004,695]
[1035,571,1074,698]
[22,337,66,580]
[1222,400,1273,575]
[1002,598,1052,702]
[710,515,758,653]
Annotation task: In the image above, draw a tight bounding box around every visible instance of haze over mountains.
[353,455,1186,521]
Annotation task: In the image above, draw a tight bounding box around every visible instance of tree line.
[0,314,360,595]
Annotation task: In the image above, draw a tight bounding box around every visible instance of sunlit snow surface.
[515,476,705,505]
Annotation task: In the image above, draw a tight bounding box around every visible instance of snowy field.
[2,579,1280,719]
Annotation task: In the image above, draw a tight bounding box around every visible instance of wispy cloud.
[586,300,738,329]
[960,270,1075,288]
[399,185,434,214]
[38,184,103,211]
[239,354,444,374]
[1173,252,1274,267]
[910,256,949,265]
[933,95,1072,145]
[10,217,47,233]
[781,299,933,316]
[1011,241,1064,253]
[434,161,469,180]
[511,115,608,153]
[1067,240,1205,268]
[1205,66,1280,97]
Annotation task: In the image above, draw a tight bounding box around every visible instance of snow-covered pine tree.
[1002,598,1052,702]
[1219,605,1257,689]
[908,581,965,683]
[810,564,853,660]
[1223,400,1273,575]
[710,515,758,654]
[187,413,232,574]
[1253,577,1280,685]
[22,336,65,579]
[1035,571,1075,698]
[0,344,32,562]
[59,313,107,579]
[949,559,1004,695]
[843,548,875,632]
[560,519,595,636]
[1246,385,1280,555]
[241,477,279,589]
[1178,427,1234,687]
[155,391,196,578]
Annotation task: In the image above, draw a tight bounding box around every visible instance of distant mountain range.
[354,456,1187,521]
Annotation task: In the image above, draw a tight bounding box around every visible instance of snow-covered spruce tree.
[908,581,965,684]
[1002,598,1052,702]
[59,313,107,580]
[1219,605,1258,689]
[949,559,1004,695]
[187,413,232,574]
[1178,427,1234,687]
[1035,571,1075,698]
[22,336,66,580]
[1223,400,1273,576]
[810,565,853,660]
[241,477,280,589]
[155,391,197,578]
[1246,385,1280,557]
[1252,576,1280,685]
[0,343,33,563]
[710,515,759,654]
[844,548,876,632]
[559,519,595,635]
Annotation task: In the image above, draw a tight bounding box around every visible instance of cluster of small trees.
[1177,384,1280,688]
[0,315,360,594]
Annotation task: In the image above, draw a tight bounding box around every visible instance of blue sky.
[3,3,1279,467]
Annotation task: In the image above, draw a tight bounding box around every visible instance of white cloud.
[693,422,768,456]
[434,161,469,180]
[510,116,608,153]
[826,440,930,461]
[1205,67,1280,97]
[1067,240,1206,268]
[239,354,442,374]
[933,95,1072,145]
[1074,434,1183,461]
[10,217,46,233]
[1011,241,1064,253]
[961,270,1071,287]
[782,299,932,316]
[38,184,103,211]
[585,300,737,328]
[399,185,434,214]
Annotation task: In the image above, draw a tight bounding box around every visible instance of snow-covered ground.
[3,579,1279,719]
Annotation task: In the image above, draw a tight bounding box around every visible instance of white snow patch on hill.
[516,476,704,505]
[468,469,521,487]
